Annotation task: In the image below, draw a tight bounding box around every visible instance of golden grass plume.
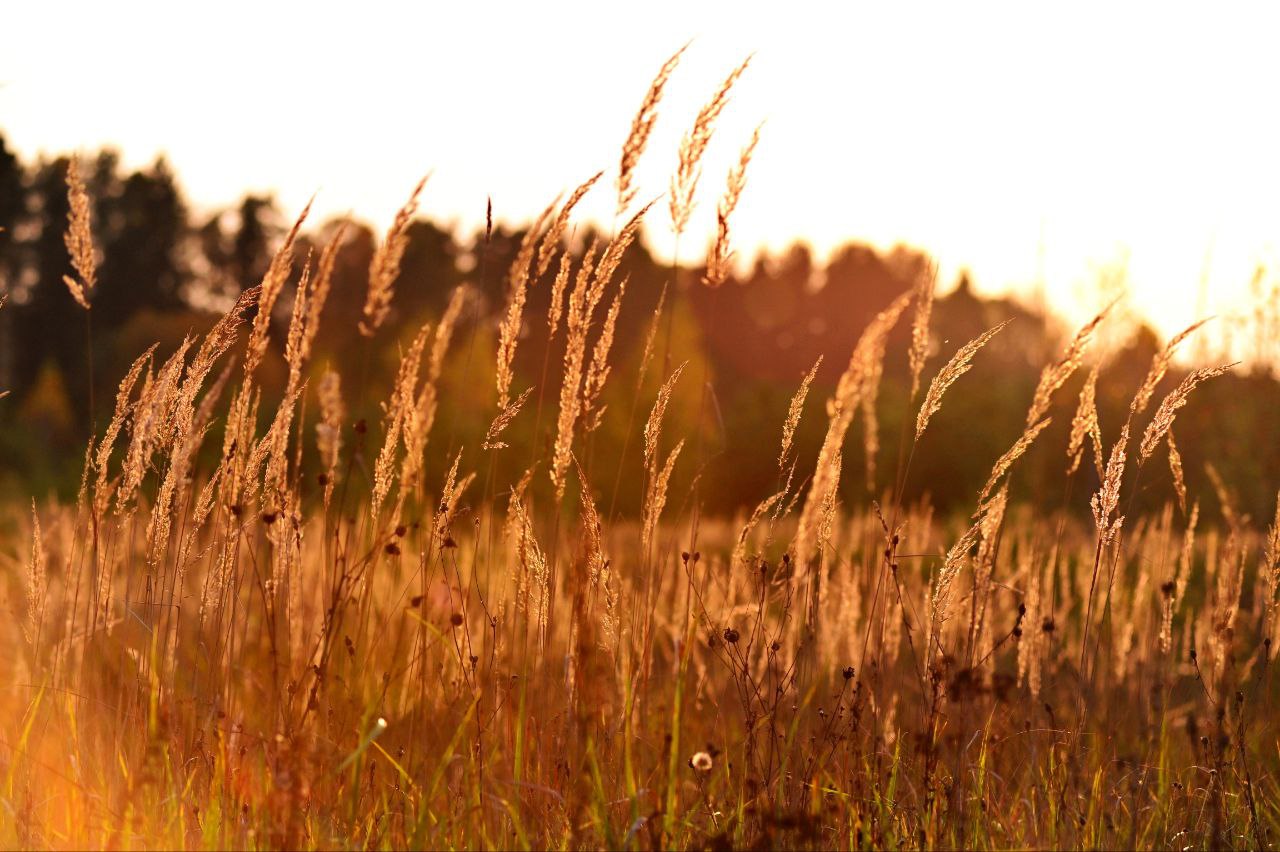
[360,176,427,338]
[916,319,1010,441]
[62,154,97,310]
[669,55,752,237]
[618,42,688,217]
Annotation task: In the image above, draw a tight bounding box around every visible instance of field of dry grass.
[2,49,1278,851]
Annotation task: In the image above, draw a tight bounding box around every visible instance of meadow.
[2,49,1278,850]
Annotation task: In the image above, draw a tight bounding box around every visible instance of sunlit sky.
[4,2,1280,340]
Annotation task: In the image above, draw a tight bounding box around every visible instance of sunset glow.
[5,6,1280,849]
[5,2,1279,339]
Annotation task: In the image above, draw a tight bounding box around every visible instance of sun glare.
[3,3,1279,339]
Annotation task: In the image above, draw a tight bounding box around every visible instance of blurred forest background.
[1,135,1277,520]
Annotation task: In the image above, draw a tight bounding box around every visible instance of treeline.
[0,135,1276,519]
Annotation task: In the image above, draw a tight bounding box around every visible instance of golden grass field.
[2,49,1278,850]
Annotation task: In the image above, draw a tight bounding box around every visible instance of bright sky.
[4,2,1280,342]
